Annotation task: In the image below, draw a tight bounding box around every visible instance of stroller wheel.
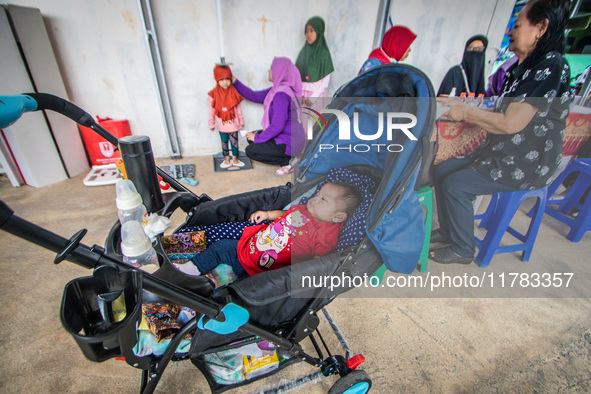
[328,370,372,394]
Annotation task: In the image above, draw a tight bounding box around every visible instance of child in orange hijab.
[208,65,245,168]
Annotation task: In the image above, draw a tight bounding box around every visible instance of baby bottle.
[116,179,148,226]
[477,93,485,108]
[120,220,159,273]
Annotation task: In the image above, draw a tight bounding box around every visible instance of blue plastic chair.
[544,158,591,242]
[474,187,548,267]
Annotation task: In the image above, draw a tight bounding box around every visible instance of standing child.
[295,16,334,113]
[208,65,245,168]
[359,25,417,74]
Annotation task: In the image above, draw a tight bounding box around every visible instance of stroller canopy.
[296,64,436,274]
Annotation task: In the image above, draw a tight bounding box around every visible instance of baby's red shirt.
[237,204,342,276]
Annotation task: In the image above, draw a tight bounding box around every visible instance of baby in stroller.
[173,181,362,279]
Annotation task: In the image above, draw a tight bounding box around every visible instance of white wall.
[3,0,516,158]
[4,0,170,156]
[147,0,380,156]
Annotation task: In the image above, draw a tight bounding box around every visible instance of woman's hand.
[246,132,256,142]
[302,97,313,107]
[232,76,236,83]
[438,96,537,135]
[249,210,268,223]
[437,97,469,121]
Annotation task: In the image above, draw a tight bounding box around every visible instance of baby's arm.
[249,210,286,223]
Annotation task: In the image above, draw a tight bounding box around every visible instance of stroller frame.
[0,93,375,393]
[2,61,436,391]
[0,189,370,394]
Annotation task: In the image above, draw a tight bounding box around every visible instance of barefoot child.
[208,65,245,168]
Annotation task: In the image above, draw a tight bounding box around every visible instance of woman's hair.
[523,0,571,68]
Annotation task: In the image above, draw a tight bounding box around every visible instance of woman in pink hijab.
[359,25,417,74]
[233,57,305,175]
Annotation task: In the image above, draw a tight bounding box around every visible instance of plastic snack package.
[141,303,182,342]
[205,264,238,288]
[242,351,279,380]
[162,231,207,260]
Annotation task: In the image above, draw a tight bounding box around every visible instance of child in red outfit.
[174,182,361,278]
[208,65,245,168]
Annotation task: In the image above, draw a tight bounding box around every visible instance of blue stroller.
[0,63,435,393]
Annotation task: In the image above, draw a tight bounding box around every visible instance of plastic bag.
[143,213,172,242]
[205,264,238,288]
[202,341,279,385]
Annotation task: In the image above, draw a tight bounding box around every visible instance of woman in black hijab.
[437,34,489,96]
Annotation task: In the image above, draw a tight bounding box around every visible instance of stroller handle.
[25,92,119,146]
[0,95,38,129]
[0,93,192,195]
[0,199,101,269]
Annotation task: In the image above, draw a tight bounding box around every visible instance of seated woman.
[233,57,305,175]
[358,25,417,74]
[431,0,573,264]
[437,34,488,97]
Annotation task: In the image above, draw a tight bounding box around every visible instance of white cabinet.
[0,4,89,188]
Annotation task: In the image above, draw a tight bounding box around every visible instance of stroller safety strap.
[198,303,249,335]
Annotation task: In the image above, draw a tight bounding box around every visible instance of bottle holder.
[105,220,214,296]
[151,236,215,296]
[60,265,144,365]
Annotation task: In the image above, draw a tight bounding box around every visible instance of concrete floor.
[0,155,590,393]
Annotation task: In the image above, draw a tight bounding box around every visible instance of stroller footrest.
[198,303,249,335]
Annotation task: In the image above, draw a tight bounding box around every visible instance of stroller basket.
[60,265,144,365]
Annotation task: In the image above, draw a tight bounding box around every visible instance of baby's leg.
[187,238,240,274]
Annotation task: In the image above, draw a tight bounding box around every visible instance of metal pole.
[372,0,393,49]
[137,0,182,158]
[216,0,225,64]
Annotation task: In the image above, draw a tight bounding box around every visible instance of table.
[433,111,591,166]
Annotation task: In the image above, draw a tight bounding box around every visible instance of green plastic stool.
[416,185,433,272]
[370,264,388,285]
[370,186,433,283]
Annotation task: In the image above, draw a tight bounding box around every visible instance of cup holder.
[60,265,149,368]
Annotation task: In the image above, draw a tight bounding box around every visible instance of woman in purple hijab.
[233,57,305,175]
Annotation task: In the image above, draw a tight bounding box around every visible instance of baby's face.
[306,183,348,223]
